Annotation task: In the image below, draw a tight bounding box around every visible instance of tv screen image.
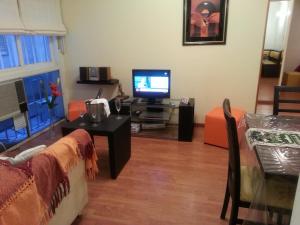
[132,69,170,100]
[134,76,168,93]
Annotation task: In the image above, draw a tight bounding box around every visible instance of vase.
[48,108,56,138]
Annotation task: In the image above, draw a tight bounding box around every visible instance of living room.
[1,0,300,225]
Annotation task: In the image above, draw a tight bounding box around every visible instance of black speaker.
[178,98,195,142]
[99,67,111,81]
[80,67,89,81]
[14,80,28,113]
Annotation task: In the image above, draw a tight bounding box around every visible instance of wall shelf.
[77,79,119,85]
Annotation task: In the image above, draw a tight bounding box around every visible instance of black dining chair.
[220,99,250,225]
[273,85,300,115]
[220,99,295,225]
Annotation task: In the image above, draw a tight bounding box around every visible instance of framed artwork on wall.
[183,0,229,45]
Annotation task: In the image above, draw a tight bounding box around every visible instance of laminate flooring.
[3,126,247,225]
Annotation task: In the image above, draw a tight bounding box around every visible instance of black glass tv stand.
[136,98,165,112]
[109,97,195,141]
[137,97,165,104]
[139,110,170,121]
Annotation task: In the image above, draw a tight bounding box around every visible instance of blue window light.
[0,118,28,152]
[0,35,19,70]
[21,35,51,65]
[23,70,65,135]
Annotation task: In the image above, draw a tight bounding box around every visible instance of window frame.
[0,35,59,83]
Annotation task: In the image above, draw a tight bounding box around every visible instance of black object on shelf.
[77,79,119,85]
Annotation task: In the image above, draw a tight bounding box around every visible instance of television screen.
[132,69,170,99]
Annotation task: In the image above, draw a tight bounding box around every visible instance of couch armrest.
[48,160,88,225]
[286,71,300,76]
[282,71,300,86]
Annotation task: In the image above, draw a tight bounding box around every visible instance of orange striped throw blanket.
[0,129,98,225]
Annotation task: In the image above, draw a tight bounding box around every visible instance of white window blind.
[19,0,66,36]
[0,0,25,34]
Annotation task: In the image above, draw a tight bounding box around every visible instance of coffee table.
[61,115,131,179]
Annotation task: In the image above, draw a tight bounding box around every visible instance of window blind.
[18,0,66,35]
[0,81,20,121]
[0,0,25,34]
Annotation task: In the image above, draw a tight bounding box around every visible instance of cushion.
[0,156,11,161]
[269,51,281,61]
[263,50,270,58]
[0,145,47,165]
[240,166,260,203]
[240,166,295,209]
[262,59,276,65]
[295,64,300,72]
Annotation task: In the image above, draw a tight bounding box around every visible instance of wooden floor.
[257,77,279,103]
[3,126,233,225]
[81,131,231,225]
[256,77,279,115]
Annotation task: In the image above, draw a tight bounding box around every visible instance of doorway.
[256,0,292,114]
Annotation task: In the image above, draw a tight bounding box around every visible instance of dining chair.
[220,99,250,225]
[220,99,295,225]
[273,85,300,115]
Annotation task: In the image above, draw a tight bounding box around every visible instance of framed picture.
[183,0,229,45]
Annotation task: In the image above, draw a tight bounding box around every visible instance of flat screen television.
[132,69,170,102]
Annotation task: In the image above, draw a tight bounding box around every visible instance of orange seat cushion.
[204,107,245,148]
[67,100,87,122]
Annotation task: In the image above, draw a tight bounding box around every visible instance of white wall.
[264,0,291,51]
[61,0,269,123]
[284,0,300,72]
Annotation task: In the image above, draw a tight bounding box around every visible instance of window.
[23,70,64,135]
[0,35,19,70]
[0,34,54,70]
[0,34,61,150]
[0,37,8,55]
[21,35,51,65]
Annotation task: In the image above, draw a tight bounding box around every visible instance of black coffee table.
[61,115,131,179]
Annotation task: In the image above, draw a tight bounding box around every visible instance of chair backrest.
[223,99,241,202]
[273,86,300,115]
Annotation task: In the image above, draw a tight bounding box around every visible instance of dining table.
[242,113,300,225]
[245,113,300,180]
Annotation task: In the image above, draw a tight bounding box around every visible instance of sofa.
[48,159,88,225]
[0,129,97,225]
[262,49,282,77]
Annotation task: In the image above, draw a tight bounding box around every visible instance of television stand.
[139,111,170,120]
[138,98,164,104]
[109,98,195,141]
[137,98,167,112]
